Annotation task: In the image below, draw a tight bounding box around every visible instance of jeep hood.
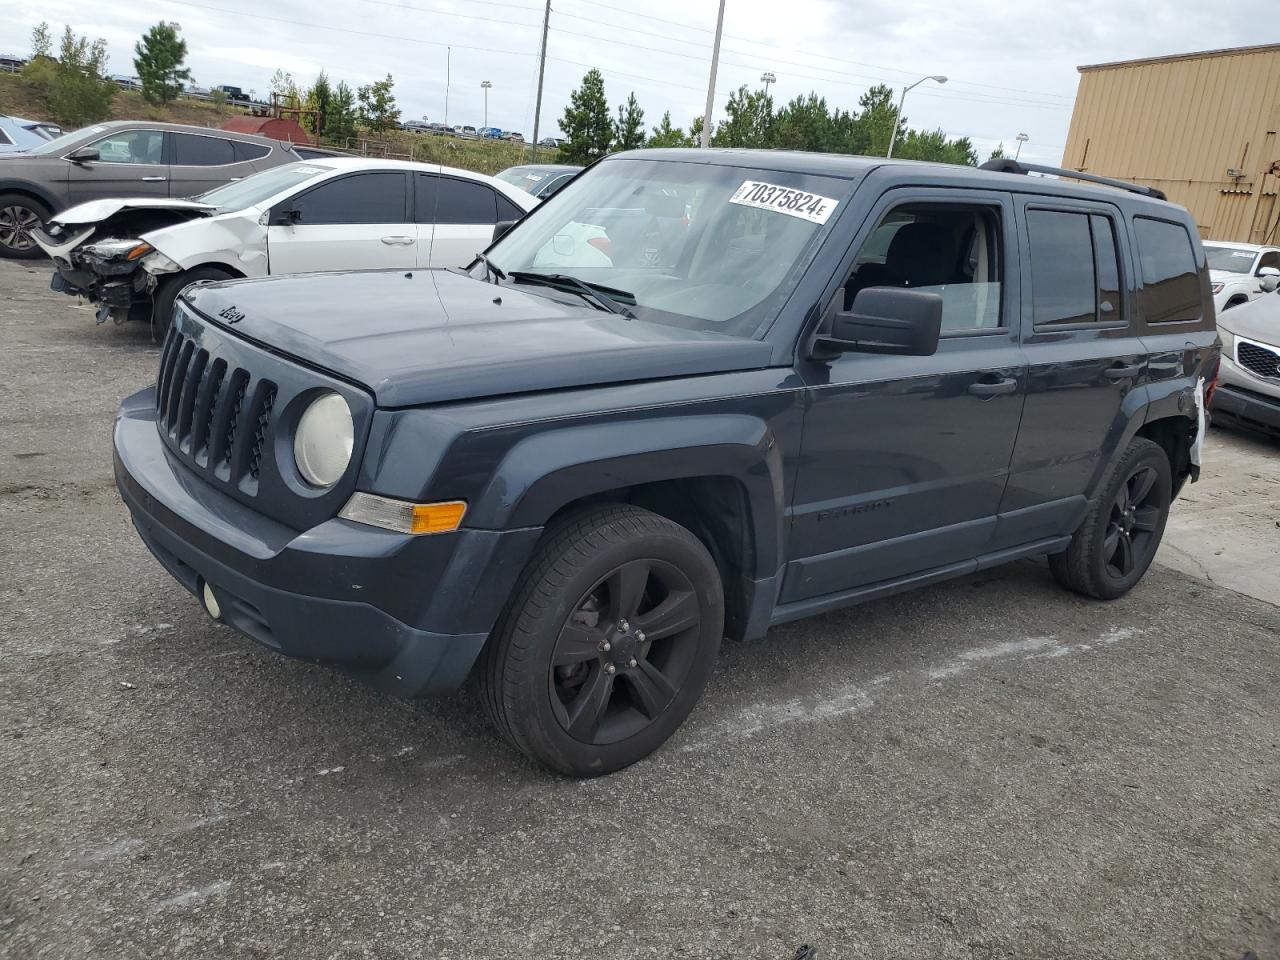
[184,270,775,407]
[51,197,216,226]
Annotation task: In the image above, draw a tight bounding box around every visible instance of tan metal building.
[1062,43,1280,244]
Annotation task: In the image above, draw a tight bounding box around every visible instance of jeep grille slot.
[1237,340,1280,381]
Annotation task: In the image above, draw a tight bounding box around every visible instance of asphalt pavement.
[1,258,1277,960]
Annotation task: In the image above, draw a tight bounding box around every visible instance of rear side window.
[1027,209,1124,327]
[172,133,236,166]
[418,175,498,224]
[497,194,525,222]
[1134,217,1200,324]
[233,141,271,163]
[292,172,407,224]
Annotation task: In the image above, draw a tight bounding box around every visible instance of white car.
[34,157,538,328]
[1204,241,1280,314]
[1213,290,1280,438]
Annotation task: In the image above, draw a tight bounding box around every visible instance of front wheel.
[1049,437,1172,600]
[0,193,51,260]
[479,505,724,777]
[152,265,235,334]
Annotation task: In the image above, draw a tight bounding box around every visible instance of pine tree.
[326,81,358,143]
[357,74,400,133]
[559,69,613,164]
[711,85,774,148]
[647,111,689,148]
[303,71,333,137]
[133,22,191,106]
[613,91,645,151]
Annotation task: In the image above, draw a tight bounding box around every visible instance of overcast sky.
[2,0,1272,163]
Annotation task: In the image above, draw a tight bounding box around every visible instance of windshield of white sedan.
[485,159,851,338]
[1203,245,1257,274]
[196,164,330,210]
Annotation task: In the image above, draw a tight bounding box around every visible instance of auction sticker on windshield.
[729,181,839,225]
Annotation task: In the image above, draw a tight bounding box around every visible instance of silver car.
[1213,290,1280,439]
[0,120,300,259]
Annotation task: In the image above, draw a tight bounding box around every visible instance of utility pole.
[444,46,451,128]
[530,0,551,160]
[700,0,727,148]
[481,80,492,128]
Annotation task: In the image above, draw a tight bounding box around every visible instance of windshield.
[196,163,332,210]
[1204,244,1257,274]
[485,158,852,338]
[24,125,111,156]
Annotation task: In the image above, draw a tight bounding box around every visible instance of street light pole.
[700,0,727,148]
[444,46,451,129]
[886,74,947,158]
[481,80,492,128]
[760,71,775,98]
[1014,131,1029,160]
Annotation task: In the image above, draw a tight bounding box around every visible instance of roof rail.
[978,158,1167,201]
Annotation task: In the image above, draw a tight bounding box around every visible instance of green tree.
[688,115,710,145]
[325,80,358,143]
[559,68,613,164]
[894,128,978,166]
[711,85,774,148]
[357,74,400,132]
[771,93,835,152]
[987,142,1005,162]
[613,91,645,151]
[269,69,301,111]
[852,84,904,157]
[133,22,191,105]
[23,23,116,125]
[302,70,333,137]
[647,111,690,148]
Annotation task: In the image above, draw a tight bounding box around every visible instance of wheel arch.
[0,180,59,214]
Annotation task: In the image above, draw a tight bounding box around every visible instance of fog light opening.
[201,580,222,621]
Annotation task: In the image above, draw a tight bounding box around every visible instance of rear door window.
[232,141,272,163]
[1027,209,1125,327]
[1134,217,1201,324]
[418,176,499,224]
[172,132,236,166]
[292,172,408,224]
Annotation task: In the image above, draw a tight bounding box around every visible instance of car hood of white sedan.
[51,197,217,226]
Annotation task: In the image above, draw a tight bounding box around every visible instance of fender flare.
[467,413,786,582]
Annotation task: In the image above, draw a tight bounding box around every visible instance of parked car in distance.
[113,149,1218,776]
[1213,290,1280,438]
[461,125,479,138]
[217,85,251,103]
[428,123,448,135]
[1204,240,1280,313]
[0,120,301,259]
[479,127,503,140]
[401,120,431,133]
[111,74,142,90]
[503,131,525,143]
[35,158,539,328]
[0,115,61,154]
[494,163,582,199]
[537,136,565,149]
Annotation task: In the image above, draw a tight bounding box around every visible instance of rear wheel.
[152,265,236,334]
[0,193,51,260]
[479,505,723,777]
[1049,437,1172,600]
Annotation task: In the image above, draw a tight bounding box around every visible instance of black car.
[112,150,1219,776]
[216,85,251,104]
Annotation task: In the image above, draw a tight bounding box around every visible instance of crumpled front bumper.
[114,386,542,697]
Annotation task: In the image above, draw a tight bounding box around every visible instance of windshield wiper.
[508,271,634,316]
[475,253,506,283]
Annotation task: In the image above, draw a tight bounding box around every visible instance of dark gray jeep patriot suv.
[113,150,1220,776]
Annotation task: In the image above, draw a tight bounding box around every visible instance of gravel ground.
[1,258,1277,960]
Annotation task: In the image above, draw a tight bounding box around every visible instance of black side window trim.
[1024,202,1130,332]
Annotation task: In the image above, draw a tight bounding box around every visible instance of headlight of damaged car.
[293,392,354,487]
[141,250,181,275]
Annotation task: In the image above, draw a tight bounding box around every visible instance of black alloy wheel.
[1102,464,1162,580]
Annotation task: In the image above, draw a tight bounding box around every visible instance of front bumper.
[114,387,542,697]
[1212,383,1280,437]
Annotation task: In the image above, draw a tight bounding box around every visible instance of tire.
[1049,437,1172,600]
[0,193,52,260]
[479,504,724,777]
[152,266,235,334]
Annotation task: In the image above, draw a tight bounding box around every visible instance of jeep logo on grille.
[218,305,246,325]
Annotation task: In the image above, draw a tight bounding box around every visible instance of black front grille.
[156,324,276,494]
[1238,340,1280,381]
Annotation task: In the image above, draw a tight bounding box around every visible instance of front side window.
[292,172,407,224]
[844,202,1003,334]
[172,132,236,166]
[1257,251,1280,272]
[486,158,854,338]
[1027,209,1124,327]
[89,129,165,165]
[1134,216,1201,324]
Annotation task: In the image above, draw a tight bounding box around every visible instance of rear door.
[995,197,1147,548]
[416,173,523,267]
[168,132,263,197]
[266,171,414,274]
[64,128,169,204]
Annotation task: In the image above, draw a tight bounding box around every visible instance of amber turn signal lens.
[409,501,467,534]
[339,493,467,535]
[126,242,154,260]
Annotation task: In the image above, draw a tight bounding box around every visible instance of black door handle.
[1104,363,1143,380]
[968,377,1018,397]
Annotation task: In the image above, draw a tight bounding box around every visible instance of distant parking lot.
[1,257,1278,959]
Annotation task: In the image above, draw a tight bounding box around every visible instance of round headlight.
[293,392,354,487]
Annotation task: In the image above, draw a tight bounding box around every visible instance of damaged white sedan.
[34,157,538,330]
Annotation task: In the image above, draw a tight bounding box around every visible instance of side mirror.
[813,287,943,358]
[1258,266,1280,293]
[66,147,99,163]
[270,205,302,226]
[492,219,517,243]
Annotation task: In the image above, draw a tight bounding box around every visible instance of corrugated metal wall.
[1062,45,1280,243]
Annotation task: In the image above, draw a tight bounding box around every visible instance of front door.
[267,171,415,275]
[64,128,169,205]
[784,189,1026,605]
